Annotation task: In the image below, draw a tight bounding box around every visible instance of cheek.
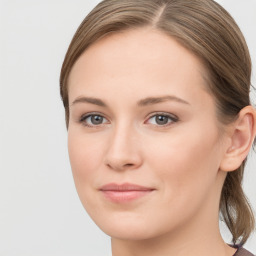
[145,126,221,200]
[146,130,217,172]
[67,130,104,187]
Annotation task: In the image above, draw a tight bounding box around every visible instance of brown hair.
[60,0,255,245]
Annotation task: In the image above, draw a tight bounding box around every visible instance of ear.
[220,106,256,172]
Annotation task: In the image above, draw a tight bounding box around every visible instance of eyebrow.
[70,95,190,107]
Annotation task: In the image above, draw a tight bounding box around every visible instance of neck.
[111,218,236,256]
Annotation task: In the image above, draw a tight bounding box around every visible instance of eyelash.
[79,112,179,128]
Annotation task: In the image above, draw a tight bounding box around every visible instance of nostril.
[106,162,135,171]
[125,163,133,166]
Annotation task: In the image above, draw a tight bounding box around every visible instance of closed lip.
[99,182,155,191]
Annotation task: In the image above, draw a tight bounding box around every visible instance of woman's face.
[67,28,228,240]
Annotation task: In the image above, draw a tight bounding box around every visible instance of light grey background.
[0,1,255,255]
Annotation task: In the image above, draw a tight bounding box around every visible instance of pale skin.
[67,28,256,256]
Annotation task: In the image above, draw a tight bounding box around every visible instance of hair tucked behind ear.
[60,0,255,245]
[220,162,255,245]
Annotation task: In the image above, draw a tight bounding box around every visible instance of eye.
[146,113,178,126]
[79,113,109,127]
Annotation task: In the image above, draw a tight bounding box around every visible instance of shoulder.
[233,246,255,256]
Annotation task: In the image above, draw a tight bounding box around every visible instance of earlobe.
[220,106,256,172]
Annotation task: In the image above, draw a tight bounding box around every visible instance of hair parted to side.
[60,0,255,245]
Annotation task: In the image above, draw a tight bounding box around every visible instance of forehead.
[70,28,207,79]
[68,28,211,108]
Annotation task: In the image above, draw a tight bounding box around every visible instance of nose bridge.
[104,120,142,170]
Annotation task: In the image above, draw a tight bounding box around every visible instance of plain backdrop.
[0,1,255,255]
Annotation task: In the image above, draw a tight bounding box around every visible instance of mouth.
[99,183,155,203]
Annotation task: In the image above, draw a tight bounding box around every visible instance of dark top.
[230,244,255,256]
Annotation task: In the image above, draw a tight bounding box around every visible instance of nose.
[103,123,143,172]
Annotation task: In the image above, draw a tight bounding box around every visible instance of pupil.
[92,115,103,124]
[156,115,168,125]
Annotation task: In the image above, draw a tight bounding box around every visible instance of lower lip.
[100,190,154,203]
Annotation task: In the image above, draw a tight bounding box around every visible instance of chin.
[90,211,171,241]
[101,224,156,241]
[86,210,150,239]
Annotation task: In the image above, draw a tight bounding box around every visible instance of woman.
[60,0,256,255]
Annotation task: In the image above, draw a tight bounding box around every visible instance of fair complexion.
[67,28,256,256]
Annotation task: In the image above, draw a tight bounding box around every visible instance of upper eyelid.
[80,111,109,120]
[148,112,178,119]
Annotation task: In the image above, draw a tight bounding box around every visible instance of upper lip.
[100,183,155,191]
